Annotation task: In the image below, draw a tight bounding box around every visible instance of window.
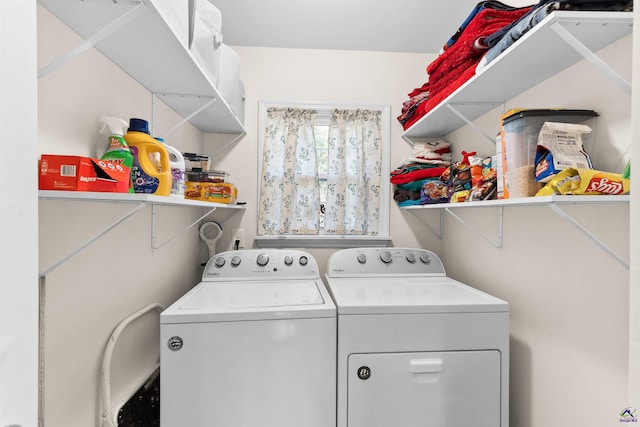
[256,101,391,247]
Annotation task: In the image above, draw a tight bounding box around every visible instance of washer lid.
[325,277,508,315]
[161,279,336,323]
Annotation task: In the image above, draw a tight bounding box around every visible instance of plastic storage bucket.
[499,109,597,198]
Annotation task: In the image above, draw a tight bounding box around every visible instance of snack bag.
[534,122,593,183]
[536,168,629,196]
[469,168,498,201]
[442,163,472,197]
[420,178,450,204]
[575,169,629,195]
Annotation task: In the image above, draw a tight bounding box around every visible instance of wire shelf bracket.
[38,0,146,79]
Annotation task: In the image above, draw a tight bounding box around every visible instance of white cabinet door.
[348,351,501,427]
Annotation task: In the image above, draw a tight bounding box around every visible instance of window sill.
[254,235,392,248]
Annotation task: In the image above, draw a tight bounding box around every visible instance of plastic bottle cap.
[128,118,150,134]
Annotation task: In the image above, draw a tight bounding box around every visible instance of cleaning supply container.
[164,143,186,196]
[124,118,172,196]
[99,116,134,193]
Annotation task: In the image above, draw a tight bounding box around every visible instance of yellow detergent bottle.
[124,118,172,196]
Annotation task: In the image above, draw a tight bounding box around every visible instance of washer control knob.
[406,253,417,263]
[256,253,269,267]
[420,253,431,264]
[284,255,294,265]
[356,253,367,264]
[380,251,393,264]
[214,257,225,268]
[230,256,241,267]
[299,255,308,266]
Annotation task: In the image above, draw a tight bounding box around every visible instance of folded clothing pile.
[391,141,452,206]
[397,0,632,131]
[392,146,500,206]
[398,1,531,130]
[476,0,633,71]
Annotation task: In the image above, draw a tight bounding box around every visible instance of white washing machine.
[325,248,509,427]
[160,249,336,427]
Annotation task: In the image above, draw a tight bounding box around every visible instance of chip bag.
[536,168,629,196]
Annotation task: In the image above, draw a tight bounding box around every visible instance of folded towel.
[399,5,531,130]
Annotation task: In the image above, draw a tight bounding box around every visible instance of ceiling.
[212,0,493,54]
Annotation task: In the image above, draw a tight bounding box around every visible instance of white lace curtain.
[258,107,383,236]
[325,109,383,235]
[258,107,320,234]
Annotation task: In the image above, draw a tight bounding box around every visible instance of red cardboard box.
[39,155,130,193]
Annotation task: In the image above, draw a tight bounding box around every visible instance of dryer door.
[348,350,501,427]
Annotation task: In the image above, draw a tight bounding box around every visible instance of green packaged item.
[100,116,134,193]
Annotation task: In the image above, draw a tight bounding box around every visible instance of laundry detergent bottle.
[124,118,172,196]
[156,138,186,196]
[99,116,134,193]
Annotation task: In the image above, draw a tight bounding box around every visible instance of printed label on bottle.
[130,146,160,193]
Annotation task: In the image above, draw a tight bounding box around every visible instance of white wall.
[206,46,444,272]
[0,1,39,426]
[216,37,632,427]
[443,36,631,426]
[35,4,634,427]
[37,5,208,426]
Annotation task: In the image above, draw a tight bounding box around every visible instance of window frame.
[255,100,391,248]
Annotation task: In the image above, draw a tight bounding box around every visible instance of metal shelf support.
[210,132,247,158]
[38,0,146,79]
[547,203,628,269]
[444,206,504,248]
[151,205,218,250]
[39,192,246,275]
[403,205,503,248]
[39,202,146,278]
[401,207,444,239]
[152,93,217,138]
[445,103,503,146]
[551,21,631,95]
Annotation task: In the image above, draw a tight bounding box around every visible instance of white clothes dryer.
[325,247,509,427]
[161,249,336,427]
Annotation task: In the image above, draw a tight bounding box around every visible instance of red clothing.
[400,5,531,130]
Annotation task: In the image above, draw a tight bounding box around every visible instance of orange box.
[184,181,237,204]
[39,155,131,193]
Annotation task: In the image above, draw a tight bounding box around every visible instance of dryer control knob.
[214,257,225,267]
[284,255,294,265]
[380,251,393,264]
[406,253,417,263]
[256,253,269,266]
[356,253,367,264]
[420,253,431,264]
[231,256,241,267]
[299,255,308,266]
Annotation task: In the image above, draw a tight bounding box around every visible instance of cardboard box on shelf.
[39,155,130,193]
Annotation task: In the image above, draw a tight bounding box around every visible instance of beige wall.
[218,40,632,427]
[207,46,444,271]
[37,4,633,427]
[443,35,631,427]
[38,6,207,425]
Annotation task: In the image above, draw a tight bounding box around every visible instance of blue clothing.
[479,0,632,68]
